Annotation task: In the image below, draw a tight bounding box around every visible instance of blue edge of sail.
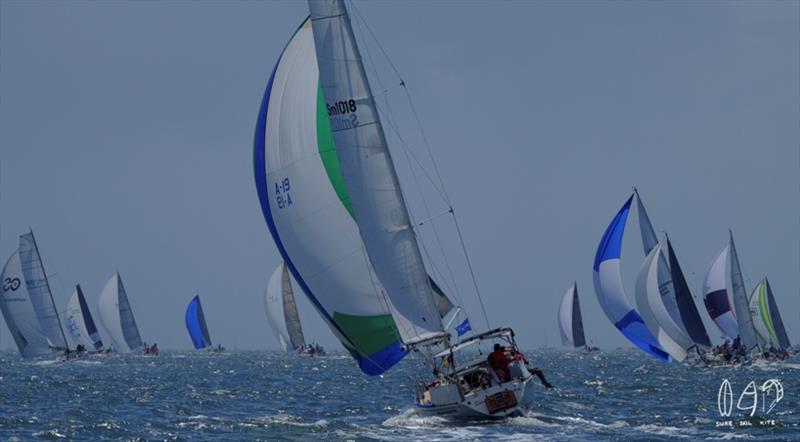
[594,196,670,362]
[185,295,207,349]
[252,40,407,376]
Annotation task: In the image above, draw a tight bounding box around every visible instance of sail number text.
[274,177,293,209]
[327,99,360,131]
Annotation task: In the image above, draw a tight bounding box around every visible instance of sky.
[1,1,798,353]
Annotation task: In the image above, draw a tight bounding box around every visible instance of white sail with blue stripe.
[593,196,670,361]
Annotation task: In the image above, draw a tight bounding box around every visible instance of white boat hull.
[415,376,534,420]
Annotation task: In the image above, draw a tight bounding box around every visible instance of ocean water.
[0,348,797,441]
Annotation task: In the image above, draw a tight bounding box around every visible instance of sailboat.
[254,0,534,418]
[0,231,69,358]
[186,295,221,351]
[749,277,791,351]
[64,284,105,352]
[634,191,712,355]
[97,272,144,353]
[558,283,596,352]
[703,232,760,355]
[263,262,316,354]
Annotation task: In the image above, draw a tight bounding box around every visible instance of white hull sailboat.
[254,0,534,419]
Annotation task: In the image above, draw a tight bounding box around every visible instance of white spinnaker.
[702,246,739,340]
[728,233,759,351]
[558,284,575,347]
[0,251,51,358]
[18,232,67,350]
[65,287,94,350]
[264,263,291,352]
[98,272,143,353]
[309,0,444,345]
[635,243,687,361]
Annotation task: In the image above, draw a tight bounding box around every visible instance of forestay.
[0,250,52,358]
[593,196,669,361]
[308,0,445,346]
[98,272,143,353]
[185,295,213,349]
[65,285,104,350]
[558,283,586,348]
[19,232,68,350]
[702,246,739,341]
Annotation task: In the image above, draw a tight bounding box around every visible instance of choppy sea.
[0,348,797,441]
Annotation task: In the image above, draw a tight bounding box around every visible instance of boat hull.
[415,376,533,420]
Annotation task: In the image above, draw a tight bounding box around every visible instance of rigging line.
[451,208,491,331]
[352,9,462,305]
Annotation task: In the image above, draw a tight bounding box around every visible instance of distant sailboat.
[97,272,143,353]
[749,277,791,350]
[185,295,214,350]
[64,284,104,351]
[702,246,739,341]
[727,232,759,352]
[264,263,306,352]
[0,231,69,357]
[558,283,587,350]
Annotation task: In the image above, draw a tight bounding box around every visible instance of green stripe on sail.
[333,312,400,356]
[317,82,355,219]
[757,283,778,343]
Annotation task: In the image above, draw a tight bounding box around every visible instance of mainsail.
[65,284,104,350]
[558,283,586,348]
[728,232,759,351]
[593,196,669,361]
[185,295,213,349]
[18,232,68,350]
[702,246,739,340]
[665,239,712,349]
[264,263,305,352]
[0,250,52,357]
[635,243,687,361]
[98,272,143,353]
[308,0,445,346]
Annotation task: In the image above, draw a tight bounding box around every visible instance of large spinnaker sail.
[748,282,771,348]
[98,272,143,353]
[185,295,212,349]
[0,251,51,358]
[728,232,759,351]
[763,278,791,349]
[593,196,669,361]
[18,232,68,350]
[634,192,688,337]
[280,263,306,350]
[702,246,739,341]
[665,239,712,349]
[308,0,445,346]
[635,243,687,361]
[558,283,586,348]
[264,263,292,352]
[65,285,104,350]
[255,17,406,374]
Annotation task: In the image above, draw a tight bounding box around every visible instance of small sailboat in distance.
[749,277,791,351]
[97,272,144,353]
[185,295,221,351]
[264,263,315,354]
[64,284,105,352]
[558,283,596,352]
[0,231,70,358]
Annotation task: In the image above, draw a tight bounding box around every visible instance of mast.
[309,0,445,347]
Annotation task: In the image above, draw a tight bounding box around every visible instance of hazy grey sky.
[1,1,797,352]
